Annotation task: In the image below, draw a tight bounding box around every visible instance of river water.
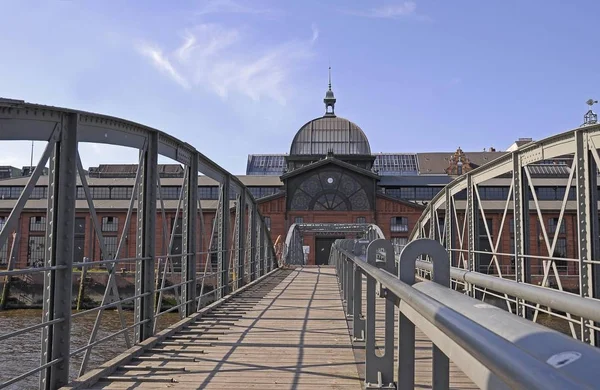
[0,309,180,390]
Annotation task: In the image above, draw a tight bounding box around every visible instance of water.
[0,309,180,390]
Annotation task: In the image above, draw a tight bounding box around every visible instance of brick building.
[0,84,581,274]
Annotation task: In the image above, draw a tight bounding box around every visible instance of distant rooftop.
[88,164,184,178]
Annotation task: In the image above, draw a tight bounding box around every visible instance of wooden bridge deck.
[76,267,475,389]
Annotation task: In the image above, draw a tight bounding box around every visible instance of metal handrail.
[333,238,600,389]
[415,259,600,324]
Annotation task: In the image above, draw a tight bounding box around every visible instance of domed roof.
[289,116,372,155]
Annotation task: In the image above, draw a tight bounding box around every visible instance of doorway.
[315,237,342,265]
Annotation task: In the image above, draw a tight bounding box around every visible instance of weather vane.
[584,99,598,126]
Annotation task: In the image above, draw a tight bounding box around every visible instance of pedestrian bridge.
[1,100,600,389]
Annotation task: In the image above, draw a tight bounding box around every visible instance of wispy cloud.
[196,0,275,16]
[344,2,429,21]
[136,44,190,89]
[136,24,318,105]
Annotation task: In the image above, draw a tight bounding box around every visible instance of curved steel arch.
[409,123,600,346]
[0,99,278,388]
[283,222,385,265]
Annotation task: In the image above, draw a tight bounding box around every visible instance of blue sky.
[1,0,599,174]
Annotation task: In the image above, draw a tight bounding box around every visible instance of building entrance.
[315,237,343,265]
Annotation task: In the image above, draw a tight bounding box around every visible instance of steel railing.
[332,238,600,389]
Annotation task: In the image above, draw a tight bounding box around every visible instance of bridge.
[1,100,600,389]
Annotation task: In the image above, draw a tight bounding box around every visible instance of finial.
[328,66,332,91]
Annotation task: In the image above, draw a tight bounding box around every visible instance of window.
[111,187,133,200]
[0,187,10,199]
[73,217,86,265]
[356,217,366,224]
[548,218,566,234]
[553,238,567,270]
[391,237,409,253]
[29,216,46,232]
[101,216,119,232]
[264,217,271,231]
[294,217,304,224]
[10,187,23,199]
[415,187,434,200]
[28,236,46,266]
[391,217,408,232]
[198,186,219,200]
[102,236,118,260]
[481,187,508,200]
[31,186,47,199]
[478,218,493,237]
[90,187,110,199]
[0,242,7,265]
[161,186,180,200]
[536,187,556,200]
[400,187,415,199]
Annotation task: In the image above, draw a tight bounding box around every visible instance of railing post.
[365,239,395,389]
[135,130,157,342]
[398,238,450,390]
[352,262,365,341]
[40,113,78,389]
[182,153,198,316]
[346,248,354,317]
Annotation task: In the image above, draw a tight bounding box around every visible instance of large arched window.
[290,170,371,211]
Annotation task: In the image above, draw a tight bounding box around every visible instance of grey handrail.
[415,259,600,324]
[333,239,594,389]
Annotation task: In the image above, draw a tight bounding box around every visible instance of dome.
[289,116,372,155]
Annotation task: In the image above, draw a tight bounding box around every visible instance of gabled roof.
[280,156,379,180]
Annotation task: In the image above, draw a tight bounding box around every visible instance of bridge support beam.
[40,113,78,389]
[217,177,231,298]
[576,131,599,345]
[135,131,157,342]
[236,192,247,288]
[249,204,257,282]
[182,153,198,316]
[512,152,532,319]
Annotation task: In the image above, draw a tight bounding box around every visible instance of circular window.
[327,177,334,184]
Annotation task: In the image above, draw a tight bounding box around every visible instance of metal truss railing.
[410,124,600,347]
[332,238,600,389]
[282,222,385,265]
[0,101,277,390]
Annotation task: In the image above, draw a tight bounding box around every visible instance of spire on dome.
[324,66,336,117]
